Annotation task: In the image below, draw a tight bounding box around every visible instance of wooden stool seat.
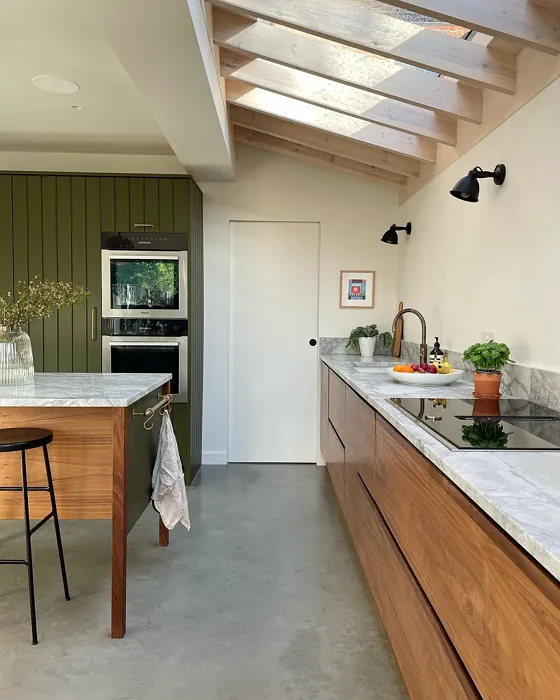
[0,428,53,453]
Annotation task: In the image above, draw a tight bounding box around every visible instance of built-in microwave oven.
[101,232,188,320]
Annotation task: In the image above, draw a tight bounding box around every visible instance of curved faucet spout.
[392,307,428,365]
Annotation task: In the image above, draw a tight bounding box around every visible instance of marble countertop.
[322,354,560,582]
[0,373,172,407]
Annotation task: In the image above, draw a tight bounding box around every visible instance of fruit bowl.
[386,367,464,386]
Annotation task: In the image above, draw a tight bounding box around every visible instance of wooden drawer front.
[346,469,479,700]
[345,385,376,500]
[328,369,346,443]
[320,363,329,459]
[326,423,345,508]
[376,416,560,700]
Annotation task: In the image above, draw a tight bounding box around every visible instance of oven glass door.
[102,251,187,319]
[103,337,187,400]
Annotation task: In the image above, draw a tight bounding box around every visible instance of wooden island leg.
[112,408,128,639]
[159,515,169,547]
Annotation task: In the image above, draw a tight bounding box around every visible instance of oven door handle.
[107,340,181,347]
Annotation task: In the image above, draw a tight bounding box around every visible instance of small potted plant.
[462,340,511,398]
[346,325,392,358]
[0,278,88,385]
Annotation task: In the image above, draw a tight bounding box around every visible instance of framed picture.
[339,270,375,309]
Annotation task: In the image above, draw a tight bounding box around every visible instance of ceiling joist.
[229,104,422,178]
[376,0,560,55]
[213,10,483,123]
[235,125,408,187]
[210,0,517,92]
[226,81,436,163]
[221,50,457,145]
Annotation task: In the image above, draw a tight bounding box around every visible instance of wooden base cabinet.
[345,469,479,700]
[321,363,560,700]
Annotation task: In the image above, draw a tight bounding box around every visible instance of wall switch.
[481,331,495,343]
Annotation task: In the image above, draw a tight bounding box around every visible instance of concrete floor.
[0,465,407,700]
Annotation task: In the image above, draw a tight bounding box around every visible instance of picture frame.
[339,270,375,309]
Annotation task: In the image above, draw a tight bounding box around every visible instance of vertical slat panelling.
[71,177,87,372]
[172,179,188,234]
[144,179,159,232]
[42,176,58,371]
[56,177,73,372]
[129,178,144,231]
[100,177,115,232]
[0,176,13,301]
[86,178,102,372]
[12,176,28,335]
[27,176,44,370]
[187,180,204,482]
[158,179,173,232]
[172,179,189,475]
[115,178,130,231]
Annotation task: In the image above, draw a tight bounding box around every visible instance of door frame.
[227,220,321,464]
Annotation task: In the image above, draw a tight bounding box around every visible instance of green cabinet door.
[86,178,102,372]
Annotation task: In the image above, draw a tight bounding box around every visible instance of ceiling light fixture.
[450,164,506,203]
[71,105,83,110]
[381,222,412,245]
[31,75,80,94]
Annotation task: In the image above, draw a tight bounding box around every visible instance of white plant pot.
[358,337,376,357]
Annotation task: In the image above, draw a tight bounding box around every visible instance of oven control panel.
[102,231,188,251]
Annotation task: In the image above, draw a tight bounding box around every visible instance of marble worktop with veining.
[0,373,172,407]
[321,354,560,582]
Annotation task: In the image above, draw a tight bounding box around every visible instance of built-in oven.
[101,232,188,320]
[102,320,188,401]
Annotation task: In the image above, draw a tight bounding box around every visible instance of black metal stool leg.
[42,445,70,602]
[20,450,38,645]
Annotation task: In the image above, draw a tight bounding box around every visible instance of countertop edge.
[321,354,560,584]
[0,373,173,408]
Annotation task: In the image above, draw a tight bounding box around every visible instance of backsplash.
[320,337,393,356]
[401,341,557,411]
[321,337,559,411]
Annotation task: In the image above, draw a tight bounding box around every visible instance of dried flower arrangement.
[0,278,89,331]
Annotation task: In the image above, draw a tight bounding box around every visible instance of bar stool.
[0,428,70,644]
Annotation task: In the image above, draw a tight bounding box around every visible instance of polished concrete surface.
[0,465,407,699]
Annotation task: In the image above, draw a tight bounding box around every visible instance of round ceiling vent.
[31,75,80,94]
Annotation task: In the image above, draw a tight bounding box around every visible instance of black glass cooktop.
[390,398,560,451]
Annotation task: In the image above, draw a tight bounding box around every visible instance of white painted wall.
[201,144,400,464]
[398,76,560,372]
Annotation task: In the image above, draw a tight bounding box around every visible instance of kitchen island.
[0,373,172,639]
[321,355,560,700]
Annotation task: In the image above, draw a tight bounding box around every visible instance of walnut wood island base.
[0,373,172,639]
[321,362,560,700]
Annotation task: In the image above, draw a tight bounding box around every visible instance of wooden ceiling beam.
[221,50,457,145]
[210,0,516,92]
[213,10,483,124]
[235,125,408,187]
[229,104,422,178]
[379,0,560,55]
[226,81,436,163]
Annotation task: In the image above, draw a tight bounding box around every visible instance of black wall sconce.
[450,164,506,203]
[381,222,412,245]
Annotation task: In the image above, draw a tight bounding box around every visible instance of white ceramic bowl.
[386,367,464,386]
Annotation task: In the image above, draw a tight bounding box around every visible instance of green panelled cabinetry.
[0,173,203,483]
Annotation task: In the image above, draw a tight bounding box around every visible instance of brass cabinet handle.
[133,223,155,228]
[91,306,98,342]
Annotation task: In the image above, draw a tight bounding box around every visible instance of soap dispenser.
[429,337,444,366]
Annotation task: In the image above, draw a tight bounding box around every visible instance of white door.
[229,221,320,463]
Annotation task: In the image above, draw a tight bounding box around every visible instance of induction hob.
[389,398,560,451]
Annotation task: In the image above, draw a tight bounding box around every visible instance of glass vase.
[0,326,35,385]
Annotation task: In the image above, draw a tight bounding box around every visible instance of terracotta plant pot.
[472,371,502,398]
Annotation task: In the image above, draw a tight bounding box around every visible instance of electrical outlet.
[481,331,495,343]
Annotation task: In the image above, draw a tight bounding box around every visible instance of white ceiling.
[0,0,173,155]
